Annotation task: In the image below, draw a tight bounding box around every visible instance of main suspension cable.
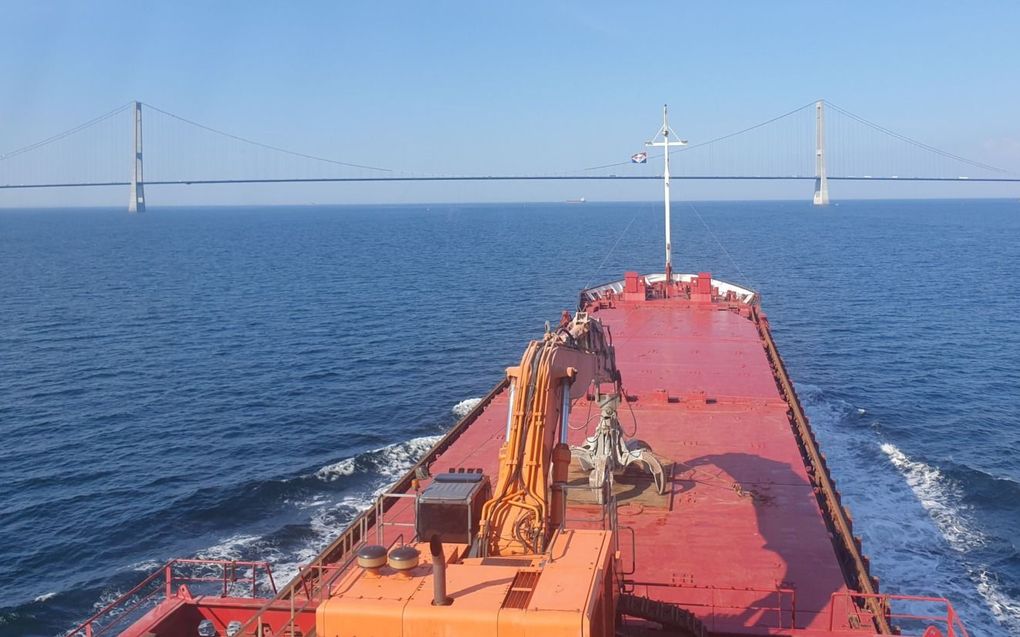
[580,101,817,172]
[0,102,132,160]
[825,100,1016,176]
[142,102,392,172]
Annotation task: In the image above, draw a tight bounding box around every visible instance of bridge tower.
[128,101,146,213]
[813,100,830,206]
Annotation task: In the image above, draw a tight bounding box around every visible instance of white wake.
[881,443,1020,633]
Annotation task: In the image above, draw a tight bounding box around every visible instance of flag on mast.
[630,152,647,164]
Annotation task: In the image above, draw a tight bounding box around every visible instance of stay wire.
[583,205,643,290]
[687,202,755,292]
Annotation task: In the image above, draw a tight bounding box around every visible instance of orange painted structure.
[70,272,970,637]
[317,530,616,637]
[317,310,626,637]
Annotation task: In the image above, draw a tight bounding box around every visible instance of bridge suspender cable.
[824,101,1016,177]
[580,101,818,173]
[2,99,1018,210]
[140,103,392,173]
[0,102,132,161]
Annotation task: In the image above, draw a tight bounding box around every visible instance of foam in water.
[796,383,1019,635]
[243,432,444,584]
[452,397,482,418]
[86,589,129,622]
[977,570,1020,630]
[880,443,985,550]
[881,442,1020,632]
[196,534,263,562]
[314,434,443,482]
[373,435,444,478]
[314,457,357,481]
[178,432,447,588]
[129,559,162,573]
[60,584,136,633]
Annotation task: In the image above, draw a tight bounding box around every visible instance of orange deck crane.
[316,312,663,637]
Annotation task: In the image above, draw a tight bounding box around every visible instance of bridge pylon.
[128,101,146,213]
[813,100,829,206]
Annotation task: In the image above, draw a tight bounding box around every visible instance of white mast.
[645,105,686,286]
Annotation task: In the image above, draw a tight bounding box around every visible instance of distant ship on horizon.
[566,196,586,204]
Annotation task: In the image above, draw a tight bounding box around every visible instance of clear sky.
[1,1,1018,206]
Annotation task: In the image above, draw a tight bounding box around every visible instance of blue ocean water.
[0,200,1018,636]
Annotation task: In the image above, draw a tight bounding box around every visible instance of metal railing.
[557,480,615,531]
[254,514,374,637]
[375,492,418,545]
[753,304,892,633]
[65,559,276,637]
[235,378,509,635]
[829,592,970,637]
[257,530,412,637]
[628,581,797,631]
[555,479,641,579]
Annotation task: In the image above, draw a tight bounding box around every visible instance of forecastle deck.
[79,273,970,637]
[293,272,885,635]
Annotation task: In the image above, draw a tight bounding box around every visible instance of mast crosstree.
[645,105,687,286]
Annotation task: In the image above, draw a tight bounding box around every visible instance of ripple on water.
[2,201,1018,636]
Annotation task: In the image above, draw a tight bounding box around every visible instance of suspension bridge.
[0,100,1016,211]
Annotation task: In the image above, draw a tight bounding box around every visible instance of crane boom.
[478,312,620,556]
[318,310,668,637]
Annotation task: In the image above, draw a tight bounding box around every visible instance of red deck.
[356,274,870,635]
[579,290,851,634]
[79,273,970,637]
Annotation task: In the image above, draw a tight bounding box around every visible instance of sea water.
[1,200,1017,635]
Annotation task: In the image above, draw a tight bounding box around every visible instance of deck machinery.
[69,107,971,637]
[317,312,665,637]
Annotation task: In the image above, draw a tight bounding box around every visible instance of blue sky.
[1,1,1018,206]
